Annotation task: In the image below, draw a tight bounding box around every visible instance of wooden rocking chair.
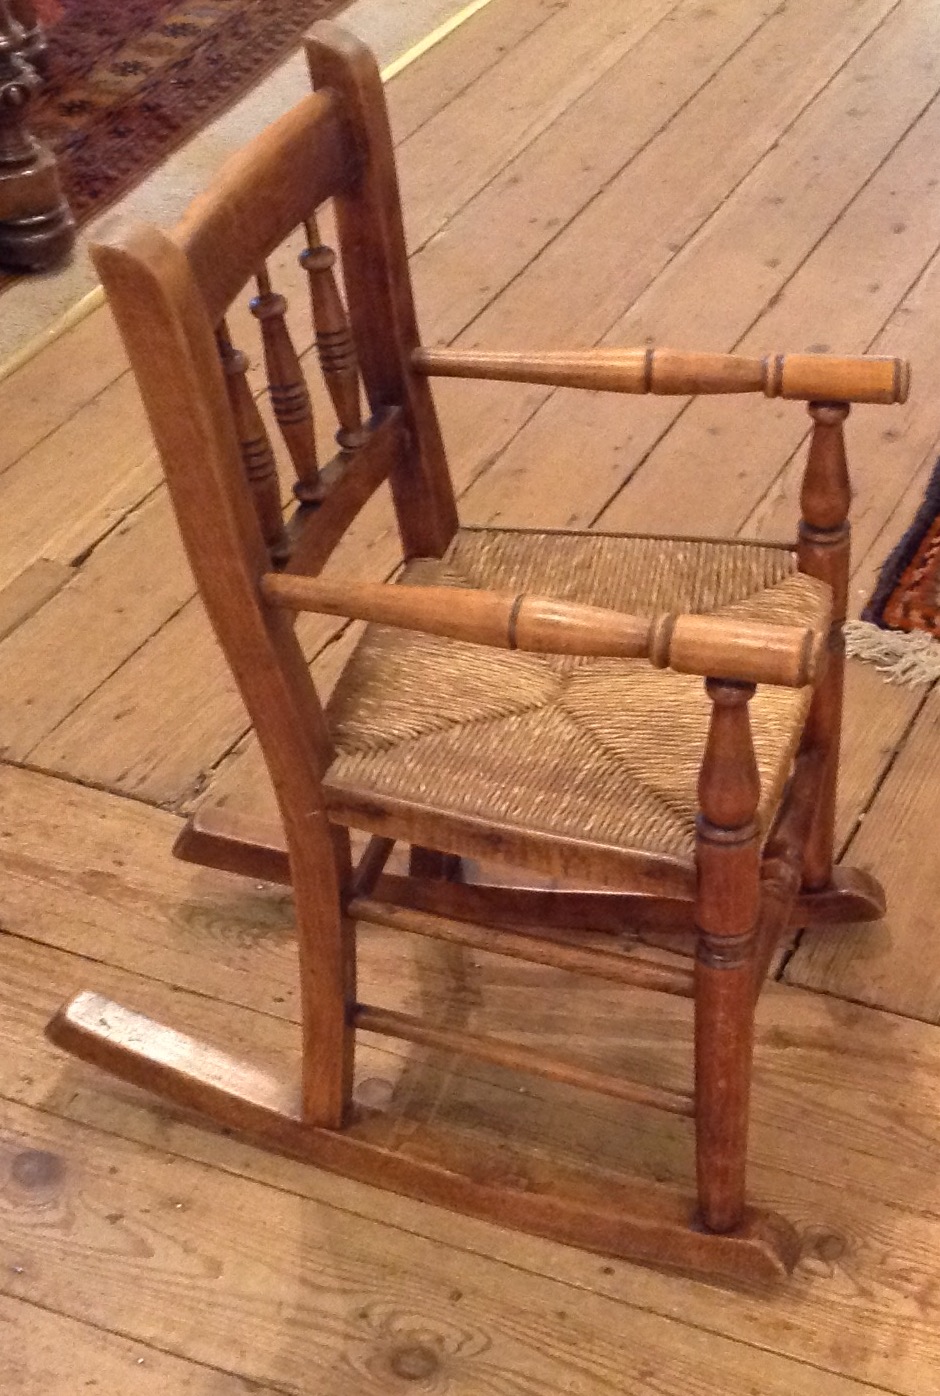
[47,23,908,1285]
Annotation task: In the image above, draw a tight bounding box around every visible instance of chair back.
[92,24,455,879]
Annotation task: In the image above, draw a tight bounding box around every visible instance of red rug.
[863,459,940,638]
[28,0,351,224]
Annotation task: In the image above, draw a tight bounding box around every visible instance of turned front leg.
[694,679,761,1234]
[797,401,850,889]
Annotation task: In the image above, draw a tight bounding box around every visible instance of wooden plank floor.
[2,0,940,1390]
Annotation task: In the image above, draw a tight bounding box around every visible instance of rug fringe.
[844,619,940,685]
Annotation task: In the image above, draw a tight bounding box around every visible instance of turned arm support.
[260,573,825,687]
[411,346,910,405]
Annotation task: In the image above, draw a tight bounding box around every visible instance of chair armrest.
[412,346,909,405]
[261,573,826,688]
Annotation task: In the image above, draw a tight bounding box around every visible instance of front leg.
[694,679,761,1234]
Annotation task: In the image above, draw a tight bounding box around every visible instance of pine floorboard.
[1,0,939,1389]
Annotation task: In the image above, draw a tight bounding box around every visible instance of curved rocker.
[47,991,799,1285]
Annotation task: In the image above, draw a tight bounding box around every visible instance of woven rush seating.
[325,528,831,873]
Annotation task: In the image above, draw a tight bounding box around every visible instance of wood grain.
[786,684,940,1019]
[0,776,938,1389]
[0,307,128,478]
[0,491,191,759]
[475,0,938,544]
[350,890,696,996]
[399,0,682,254]
[0,1093,875,1395]
[409,0,840,343]
[387,0,561,144]
[0,888,931,1222]
[595,10,940,541]
[0,1292,275,1395]
[0,371,160,597]
[0,558,71,644]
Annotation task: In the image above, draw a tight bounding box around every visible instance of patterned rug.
[28,0,351,224]
[845,458,940,685]
[863,458,940,637]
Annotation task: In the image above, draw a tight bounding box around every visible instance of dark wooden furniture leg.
[0,0,74,271]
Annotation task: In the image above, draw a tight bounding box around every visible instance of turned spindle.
[250,264,320,501]
[216,324,289,564]
[796,401,851,890]
[694,679,761,1234]
[300,214,367,451]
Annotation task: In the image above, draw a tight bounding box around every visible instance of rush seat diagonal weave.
[325,529,831,868]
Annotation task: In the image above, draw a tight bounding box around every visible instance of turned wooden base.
[0,3,76,274]
[0,201,74,269]
[0,140,75,271]
[46,991,800,1286]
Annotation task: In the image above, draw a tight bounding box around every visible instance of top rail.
[176,90,352,322]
